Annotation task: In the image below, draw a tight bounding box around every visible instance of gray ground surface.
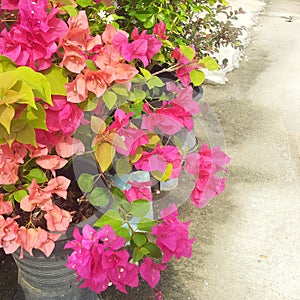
[1,0,300,299]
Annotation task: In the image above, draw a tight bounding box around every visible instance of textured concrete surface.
[1,0,300,299]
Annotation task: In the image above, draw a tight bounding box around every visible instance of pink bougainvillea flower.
[184,144,230,208]
[122,39,149,67]
[124,180,152,202]
[0,0,68,70]
[0,216,20,254]
[135,144,182,179]
[28,144,49,158]
[0,195,13,215]
[140,258,167,288]
[98,225,126,250]
[34,227,61,257]
[44,205,71,233]
[142,101,194,135]
[60,45,86,74]
[17,227,39,258]
[20,179,53,212]
[43,176,71,199]
[108,109,132,131]
[153,21,168,40]
[84,69,108,97]
[55,136,85,158]
[152,204,195,263]
[0,0,18,10]
[0,152,19,185]
[102,24,128,45]
[46,95,84,135]
[0,142,27,164]
[65,73,88,103]
[167,82,201,115]
[36,155,68,176]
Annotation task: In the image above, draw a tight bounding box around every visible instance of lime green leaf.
[152,53,166,63]
[15,123,36,146]
[199,57,219,71]
[61,4,78,16]
[0,55,16,73]
[147,76,165,89]
[78,173,95,193]
[116,158,131,176]
[130,199,150,218]
[16,67,52,104]
[3,185,16,192]
[110,186,127,201]
[179,45,195,61]
[26,168,48,183]
[86,59,98,71]
[0,105,14,133]
[89,187,110,207]
[112,84,128,96]
[9,81,35,108]
[102,91,117,109]
[190,69,205,86]
[128,89,146,103]
[0,70,18,91]
[13,190,28,203]
[76,0,94,7]
[95,142,115,172]
[21,103,47,130]
[43,65,68,96]
[143,242,162,258]
[135,12,152,22]
[94,209,123,230]
[133,233,147,247]
[137,218,157,232]
[139,68,152,79]
[115,227,131,242]
[144,15,156,28]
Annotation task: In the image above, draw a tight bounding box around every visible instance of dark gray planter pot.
[12,213,101,300]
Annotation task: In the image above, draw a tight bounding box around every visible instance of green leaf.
[115,227,131,242]
[137,218,157,232]
[76,0,94,7]
[133,233,147,247]
[15,123,36,146]
[43,65,68,96]
[144,15,156,28]
[12,81,36,108]
[128,89,146,103]
[179,45,195,61]
[190,69,205,86]
[13,190,28,203]
[16,67,52,104]
[139,68,152,79]
[89,187,110,207]
[199,57,219,71]
[147,77,165,89]
[77,173,95,193]
[102,91,117,109]
[86,59,98,71]
[61,4,78,17]
[0,70,18,91]
[143,242,162,258]
[2,185,16,192]
[21,103,47,130]
[0,105,14,133]
[26,168,48,184]
[0,55,16,73]
[110,186,127,201]
[130,199,150,218]
[116,158,131,176]
[152,53,166,63]
[135,12,152,22]
[95,142,115,172]
[152,163,173,182]
[112,84,128,96]
[133,247,145,263]
[94,209,123,230]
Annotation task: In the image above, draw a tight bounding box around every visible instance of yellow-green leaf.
[199,56,219,71]
[0,105,15,133]
[116,158,132,175]
[15,123,36,146]
[152,163,173,181]
[91,116,106,134]
[43,65,68,96]
[190,69,205,86]
[102,91,117,109]
[0,55,16,73]
[95,142,115,172]
[179,45,195,61]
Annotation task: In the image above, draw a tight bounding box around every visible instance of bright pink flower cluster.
[152,204,195,263]
[171,45,198,86]
[0,0,68,70]
[185,144,231,208]
[123,180,153,202]
[135,144,182,179]
[142,84,200,135]
[65,224,139,293]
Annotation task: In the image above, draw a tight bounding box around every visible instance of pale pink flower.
[55,136,85,158]
[43,176,71,199]
[34,227,61,257]
[36,155,68,176]
[44,205,71,233]
[0,194,13,215]
[65,73,88,103]
[0,216,20,254]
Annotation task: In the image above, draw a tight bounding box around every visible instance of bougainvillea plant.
[0,0,230,298]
